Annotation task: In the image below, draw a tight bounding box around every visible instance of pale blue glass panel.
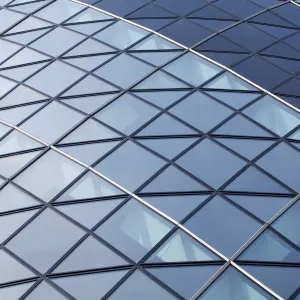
[0,282,34,300]
[25,281,67,300]
[131,34,180,50]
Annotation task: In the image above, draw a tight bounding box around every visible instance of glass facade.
[0,0,300,299]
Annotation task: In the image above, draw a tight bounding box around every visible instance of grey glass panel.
[141,165,209,193]
[20,101,84,143]
[198,267,274,300]
[215,138,274,160]
[224,166,290,194]
[53,269,128,300]
[239,229,300,263]
[0,77,16,98]
[108,270,177,300]
[132,51,180,67]
[25,61,84,97]
[7,16,50,34]
[164,53,221,87]
[0,183,39,213]
[177,139,246,188]
[57,198,123,229]
[148,265,220,299]
[136,114,197,136]
[66,21,113,35]
[131,34,180,50]
[170,92,233,132]
[205,91,259,110]
[61,94,115,114]
[34,0,84,23]
[95,141,166,191]
[138,137,197,159]
[0,123,11,138]
[94,53,153,88]
[7,208,84,272]
[5,29,49,45]
[96,199,173,261]
[273,200,300,247]
[0,85,45,108]
[0,39,21,63]
[94,21,147,49]
[228,195,291,222]
[67,7,111,22]
[147,229,220,263]
[54,236,128,273]
[0,249,35,284]
[133,91,188,109]
[25,281,67,300]
[243,95,300,136]
[134,70,189,89]
[60,119,120,144]
[13,1,49,14]
[214,114,273,137]
[65,54,113,71]
[257,142,300,192]
[0,281,34,300]
[242,265,300,299]
[143,194,209,222]
[31,27,85,57]
[95,94,159,135]
[185,196,261,257]
[0,9,23,32]
[205,72,258,91]
[14,150,85,202]
[0,151,41,178]
[0,209,37,243]
[0,130,42,155]
[58,141,119,165]
[290,128,300,140]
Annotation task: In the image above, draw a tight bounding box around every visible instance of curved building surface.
[0,0,300,299]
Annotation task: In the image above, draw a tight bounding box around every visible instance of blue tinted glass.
[94,0,145,16]
[185,196,261,257]
[177,139,246,188]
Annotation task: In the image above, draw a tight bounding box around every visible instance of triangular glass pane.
[205,91,259,109]
[142,165,209,193]
[228,195,292,222]
[205,72,258,91]
[96,199,173,261]
[0,62,48,82]
[143,194,209,222]
[242,265,300,299]
[289,128,300,140]
[64,54,114,71]
[7,16,50,34]
[132,52,179,66]
[65,38,115,56]
[0,249,35,284]
[54,236,128,273]
[131,34,180,50]
[58,141,119,166]
[57,198,123,228]
[0,123,10,138]
[224,166,290,194]
[13,1,48,13]
[62,75,117,97]
[136,114,197,136]
[148,265,220,299]
[52,270,128,300]
[61,119,120,144]
[0,183,39,213]
[0,151,41,178]
[4,29,50,45]
[134,70,189,89]
[0,130,42,155]
[0,39,21,64]
[0,281,34,300]
[214,114,274,137]
[61,94,115,114]
[199,266,274,300]
[109,270,176,300]
[139,137,197,159]
[57,171,123,202]
[215,138,274,160]
[0,209,38,243]
[147,229,219,263]
[65,21,113,35]
[133,91,189,108]
[0,85,45,108]
[239,229,300,263]
[25,281,67,300]
[1,48,49,68]
[66,7,111,23]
